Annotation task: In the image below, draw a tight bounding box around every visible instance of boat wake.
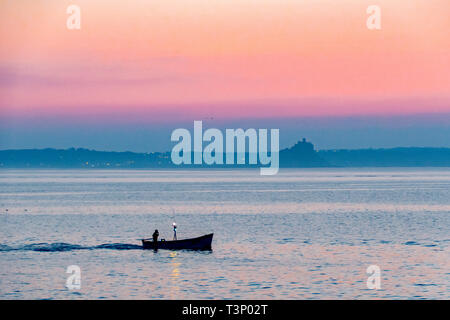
[0,242,143,252]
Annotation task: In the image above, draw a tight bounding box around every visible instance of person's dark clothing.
[152,230,159,243]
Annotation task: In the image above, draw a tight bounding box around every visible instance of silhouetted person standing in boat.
[152,229,159,248]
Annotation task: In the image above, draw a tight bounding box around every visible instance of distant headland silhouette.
[1,139,450,168]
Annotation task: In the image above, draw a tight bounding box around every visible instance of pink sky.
[0,0,449,121]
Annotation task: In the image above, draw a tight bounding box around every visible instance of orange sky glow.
[0,0,449,121]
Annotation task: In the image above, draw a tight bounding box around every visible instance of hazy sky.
[0,0,449,151]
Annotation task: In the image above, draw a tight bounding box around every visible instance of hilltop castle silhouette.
[280,138,328,167]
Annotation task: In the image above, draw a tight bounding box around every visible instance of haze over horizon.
[1,113,450,153]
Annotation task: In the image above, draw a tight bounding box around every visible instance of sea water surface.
[0,168,449,299]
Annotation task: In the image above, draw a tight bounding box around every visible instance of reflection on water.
[169,251,181,299]
[0,169,449,299]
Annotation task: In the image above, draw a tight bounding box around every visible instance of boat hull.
[142,233,213,250]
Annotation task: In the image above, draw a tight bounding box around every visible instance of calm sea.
[0,169,449,299]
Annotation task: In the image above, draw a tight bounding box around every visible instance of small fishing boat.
[141,233,213,250]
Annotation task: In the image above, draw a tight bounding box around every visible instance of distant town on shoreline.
[1,139,450,168]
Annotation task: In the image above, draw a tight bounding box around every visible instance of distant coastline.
[1,139,450,168]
